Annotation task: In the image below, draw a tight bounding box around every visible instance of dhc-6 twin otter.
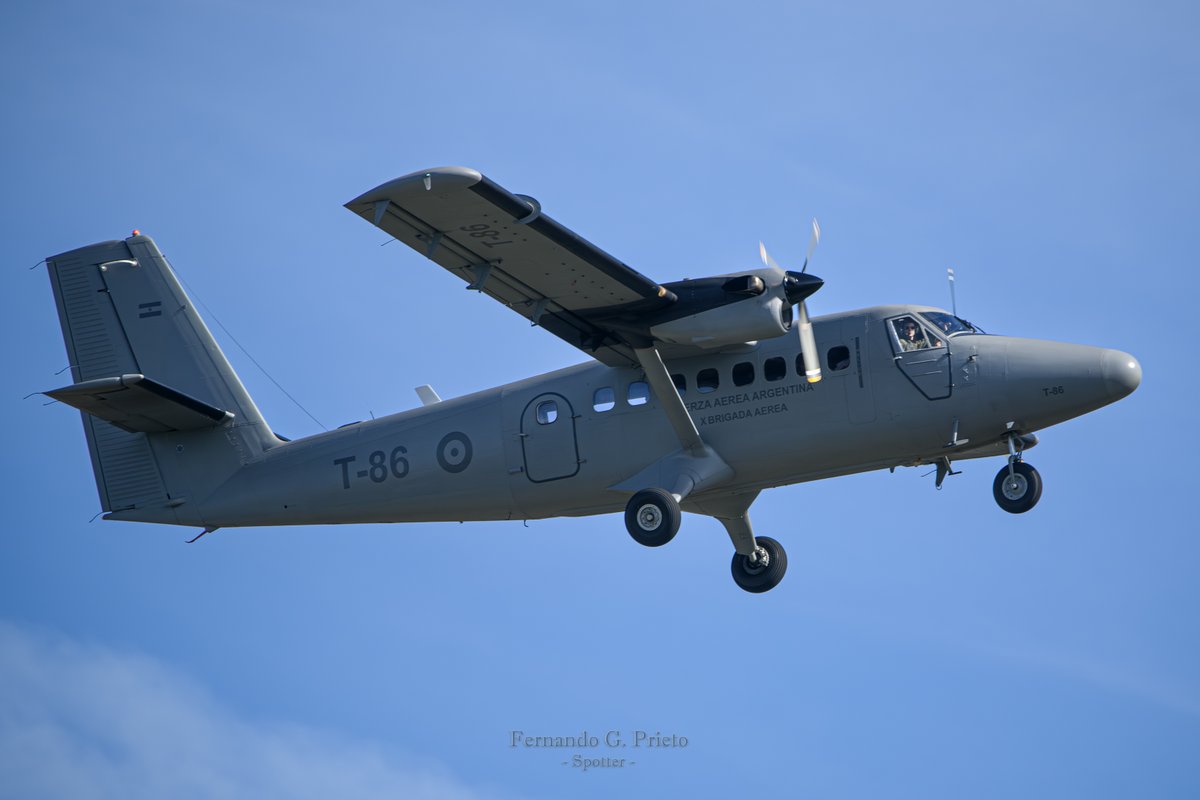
[42,167,1142,593]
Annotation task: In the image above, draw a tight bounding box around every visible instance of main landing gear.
[992,434,1043,514]
[624,488,681,547]
[623,490,787,593]
[729,535,787,594]
[620,345,787,592]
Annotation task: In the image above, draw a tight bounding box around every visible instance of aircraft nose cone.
[1102,349,1142,400]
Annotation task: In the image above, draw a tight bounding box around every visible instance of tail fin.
[45,234,280,525]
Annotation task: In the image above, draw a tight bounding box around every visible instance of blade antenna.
[947,267,957,317]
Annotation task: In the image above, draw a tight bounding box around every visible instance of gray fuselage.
[161,304,1139,529]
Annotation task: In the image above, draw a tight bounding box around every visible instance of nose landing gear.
[993,434,1043,514]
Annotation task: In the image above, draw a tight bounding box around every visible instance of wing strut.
[633,347,703,457]
[614,345,734,501]
[613,345,733,501]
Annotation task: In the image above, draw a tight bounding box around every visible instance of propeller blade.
[797,300,821,383]
[765,230,823,380]
[759,241,782,272]
[801,218,821,272]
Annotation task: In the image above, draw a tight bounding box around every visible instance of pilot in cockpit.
[895,317,929,351]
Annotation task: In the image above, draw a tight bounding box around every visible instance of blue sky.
[2,1,1198,797]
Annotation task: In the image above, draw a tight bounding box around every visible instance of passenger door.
[519,392,581,482]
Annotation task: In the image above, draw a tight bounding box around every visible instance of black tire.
[993,461,1043,514]
[731,535,788,593]
[624,488,681,547]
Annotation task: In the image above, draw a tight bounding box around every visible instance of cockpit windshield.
[921,312,982,337]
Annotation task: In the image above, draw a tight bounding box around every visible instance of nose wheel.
[993,461,1042,513]
[993,432,1043,514]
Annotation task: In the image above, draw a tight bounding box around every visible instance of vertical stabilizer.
[45,235,280,524]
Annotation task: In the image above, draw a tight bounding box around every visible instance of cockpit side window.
[921,311,975,337]
[891,316,940,352]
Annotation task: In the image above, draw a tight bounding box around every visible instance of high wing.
[345,167,676,367]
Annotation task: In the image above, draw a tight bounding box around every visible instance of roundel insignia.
[436,432,473,473]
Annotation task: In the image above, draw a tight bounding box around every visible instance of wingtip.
[346,166,484,208]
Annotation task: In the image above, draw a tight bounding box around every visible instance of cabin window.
[827,346,851,371]
[671,373,687,396]
[697,368,719,393]
[733,361,755,387]
[593,387,615,412]
[627,381,650,406]
[536,400,559,424]
[764,356,786,382]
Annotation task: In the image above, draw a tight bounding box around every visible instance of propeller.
[760,219,824,383]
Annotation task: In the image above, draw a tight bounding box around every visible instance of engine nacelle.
[649,294,792,348]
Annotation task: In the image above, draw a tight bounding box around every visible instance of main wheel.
[624,488,681,547]
[731,535,788,593]
[993,461,1043,514]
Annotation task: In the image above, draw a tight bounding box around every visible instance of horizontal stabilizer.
[46,374,234,433]
[415,384,442,406]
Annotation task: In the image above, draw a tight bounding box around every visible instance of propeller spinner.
[760,218,824,383]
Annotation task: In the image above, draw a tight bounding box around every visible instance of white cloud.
[0,621,491,800]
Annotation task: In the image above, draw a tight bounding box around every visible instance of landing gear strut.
[993,434,1043,514]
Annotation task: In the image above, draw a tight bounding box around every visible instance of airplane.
[40,166,1142,593]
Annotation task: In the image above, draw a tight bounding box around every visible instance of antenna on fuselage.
[947,268,957,317]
